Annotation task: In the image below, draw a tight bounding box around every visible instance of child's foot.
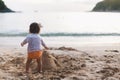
[38,70,43,74]
[25,71,30,74]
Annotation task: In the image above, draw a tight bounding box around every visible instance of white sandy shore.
[0,37,120,80]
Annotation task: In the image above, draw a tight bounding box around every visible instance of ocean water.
[0,12,120,36]
[0,12,120,46]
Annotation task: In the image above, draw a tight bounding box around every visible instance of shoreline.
[0,36,120,56]
[0,36,120,46]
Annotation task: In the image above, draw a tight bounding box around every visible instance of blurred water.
[1,11,120,53]
[0,12,120,36]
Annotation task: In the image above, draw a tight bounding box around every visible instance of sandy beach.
[1,0,120,79]
[0,37,120,80]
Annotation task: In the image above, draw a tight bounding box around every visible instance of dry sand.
[0,45,120,80]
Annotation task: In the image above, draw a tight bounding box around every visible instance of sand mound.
[49,46,79,51]
[42,50,62,70]
[31,50,62,72]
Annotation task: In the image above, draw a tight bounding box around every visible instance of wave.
[0,32,120,37]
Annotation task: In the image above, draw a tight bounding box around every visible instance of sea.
[0,12,120,47]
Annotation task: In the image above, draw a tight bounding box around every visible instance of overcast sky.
[3,0,103,12]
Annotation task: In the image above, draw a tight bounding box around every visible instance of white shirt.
[22,33,46,52]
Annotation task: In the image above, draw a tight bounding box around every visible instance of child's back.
[25,34,46,52]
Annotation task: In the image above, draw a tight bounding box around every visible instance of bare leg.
[37,57,42,73]
[26,58,32,73]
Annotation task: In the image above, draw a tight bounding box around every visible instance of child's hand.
[45,46,49,50]
[21,43,24,47]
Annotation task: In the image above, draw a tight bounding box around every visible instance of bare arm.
[41,39,49,49]
[21,38,28,47]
